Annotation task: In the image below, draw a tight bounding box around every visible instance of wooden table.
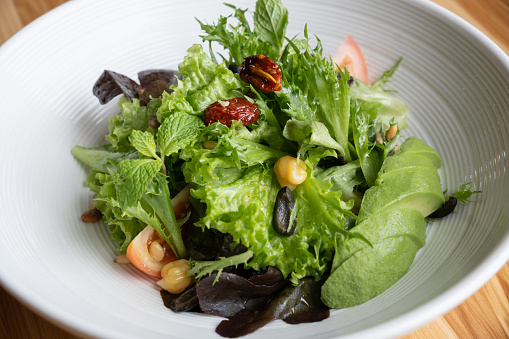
[1,0,508,338]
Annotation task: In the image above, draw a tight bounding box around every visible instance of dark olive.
[273,186,296,236]
[228,64,241,74]
[429,196,458,218]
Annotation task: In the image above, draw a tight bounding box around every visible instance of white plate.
[1,0,508,338]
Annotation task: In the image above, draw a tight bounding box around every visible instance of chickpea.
[157,259,193,294]
[274,155,307,190]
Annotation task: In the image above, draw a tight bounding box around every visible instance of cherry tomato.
[332,35,369,85]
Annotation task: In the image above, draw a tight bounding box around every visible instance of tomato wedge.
[126,226,178,277]
[332,35,369,85]
[125,185,192,277]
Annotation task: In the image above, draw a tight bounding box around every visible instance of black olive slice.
[273,186,296,236]
[429,196,457,218]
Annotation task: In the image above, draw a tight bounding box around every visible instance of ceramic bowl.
[0,0,508,338]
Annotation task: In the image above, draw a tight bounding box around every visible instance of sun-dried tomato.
[239,55,282,93]
[202,97,260,127]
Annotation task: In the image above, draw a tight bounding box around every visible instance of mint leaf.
[113,159,162,208]
[106,97,161,152]
[157,112,204,157]
[129,130,158,159]
[189,250,254,283]
[253,0,288,58]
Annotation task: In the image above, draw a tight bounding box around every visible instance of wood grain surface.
[1,0,508,338]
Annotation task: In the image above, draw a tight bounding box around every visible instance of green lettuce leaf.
[181,120,288,189]
[111,115,198,258]
[86,170,145,254]
[350,79,408,130]
[315,160,363,201]
[191,161,356,284]
[157,45,242,121]
[450,182,482,204]
[106,97,161,152]
[71,145,137,173]
[283,119,344,153]
[124,173,187,258]
[276,29,352,161]
[372,57,403,87]
[196,0,288,64]
[352,107,384,187]
[189,250,254,283]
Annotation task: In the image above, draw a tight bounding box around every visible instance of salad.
[72,0,479,336]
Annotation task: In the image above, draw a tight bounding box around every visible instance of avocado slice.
[333,208,426,270]
[377,153,438,180]
[322,235,422,309]
[358,167,445,221]
[396,137,442,169]
[321,137,443,309]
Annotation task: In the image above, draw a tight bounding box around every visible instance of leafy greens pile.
[73,0,412,298]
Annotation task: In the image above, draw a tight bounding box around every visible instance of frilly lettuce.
[157,44,242,121]
[181,122,287,187]
[350,60,408,131]
[275,29,352,161]
[107,97,160,152]
[196,0,288,65]
[188,147,358,283]
[85,170,145,253]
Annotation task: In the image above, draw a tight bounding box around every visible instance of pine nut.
[149,241,165,262]
[114,254,131,264]
[81,207,102,223]
[386,125,398,141]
